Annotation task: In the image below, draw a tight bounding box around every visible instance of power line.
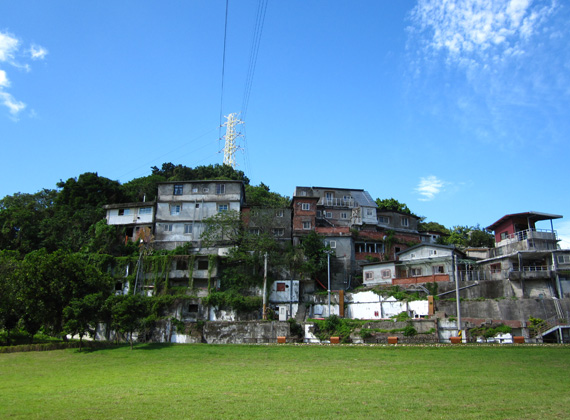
[218,0,230,147]
[241,0,268,121]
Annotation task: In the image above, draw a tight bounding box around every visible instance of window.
[366,208,373,216]
[118,208,132,216]
[302,221,311,230]
[192,187,199,193]
[301,203,310,211]
[218,204,228,213]
[500,231,508,240]
[273,228,285,237]
[300,191,307,196]
[139,207,152,215]
[558,255,570,264]
[401,217,409,227]
[173,184,183,195]
[328,240,337,249]
[170,205,181,216]
[325,192,334,200]
[365,271,374,280]
[276,282,286,292]
[197,260,209,270]
[378,216,390,224]
[433,266,445,274]
[216,184,225,194]
[187,304,199,313]
[381,269,391,279]
[249,228,260,235]
[195,203,200,208]
[490,263,501,273]
[203,187,209,193]
[184,224,192,234]
[410,253,416,258]
[429,249,437,256]
[343,195,352,201]
[410,268,422,276]
[341,212,348,219]
[316,210,322,217]
[176,259,188,270]
[325,211,332,218]
[163,224,173,232]
[275,209,283,217]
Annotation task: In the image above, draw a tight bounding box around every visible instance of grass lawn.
[1,344,569,419]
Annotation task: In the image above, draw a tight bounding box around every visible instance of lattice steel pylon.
[222,113,244,168]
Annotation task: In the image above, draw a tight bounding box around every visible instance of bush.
[403,324,417,337]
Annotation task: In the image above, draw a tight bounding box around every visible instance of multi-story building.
[362,244,467,287]
[475,212,570,299]
[154,180,245,250]
[102,201,155,242]
[291,187,422,289]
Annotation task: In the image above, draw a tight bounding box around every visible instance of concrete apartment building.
[153,180,245,250]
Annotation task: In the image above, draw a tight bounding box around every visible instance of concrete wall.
[436,298,570,321]
[203,321,290,344]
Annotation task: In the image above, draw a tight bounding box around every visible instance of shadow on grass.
[134,342,176,351]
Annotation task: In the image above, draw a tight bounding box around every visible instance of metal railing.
[318,197,356,208]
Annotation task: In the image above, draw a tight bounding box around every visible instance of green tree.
[375,198,415,216]
[17,250,112,339]
[0,251,23,345]
[418,220,448,233]
[299,231,329,286]
[200,210,243,247]
[441,225,494,248]
[0,189,57,254]
[245,183,290,207]
[62,293,105,351]
[108,294,151,349]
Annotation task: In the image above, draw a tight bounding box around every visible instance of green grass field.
[1,344,569,419]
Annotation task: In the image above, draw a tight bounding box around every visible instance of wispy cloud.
[415,175,445,201]
[0,32,19,62]
[406,0,569,149]
[556,221,570,250]
[0,31,46,119]
[29,44,48,60]
[408,0,555,70]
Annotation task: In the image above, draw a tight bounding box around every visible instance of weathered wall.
[203,321,290,344]
[436,298,570,321]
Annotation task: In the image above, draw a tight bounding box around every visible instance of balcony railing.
[318,197,356,208]
[498,228,557,245]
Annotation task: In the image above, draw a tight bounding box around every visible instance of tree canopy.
[375,198,416,216]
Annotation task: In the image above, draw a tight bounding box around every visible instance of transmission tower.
[222,113,244,168]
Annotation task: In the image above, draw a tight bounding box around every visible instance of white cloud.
[0,30,46,119]
[29,44,48,60]
[408,0,556,67]
[415,175,445,201]
[555,221,570,250]
[0,69,9,87]
[0,91,26,117]
[0,32,19,62]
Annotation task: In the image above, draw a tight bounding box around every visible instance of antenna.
[222,113,244,168]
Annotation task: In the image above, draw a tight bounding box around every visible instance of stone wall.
[436,298,570,321]
[203,321,291,344]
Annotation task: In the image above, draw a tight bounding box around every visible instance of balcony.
[318,197,356,208]
[392,274,450,285]
[497,228,557,247]
[509,266,553,280]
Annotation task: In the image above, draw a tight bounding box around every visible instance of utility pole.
[222,113,243,168]
[262,252,268,320]
[324,249,333,317]
[453,252,462,339]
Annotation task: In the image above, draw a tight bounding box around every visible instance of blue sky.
[1,0,569,246]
